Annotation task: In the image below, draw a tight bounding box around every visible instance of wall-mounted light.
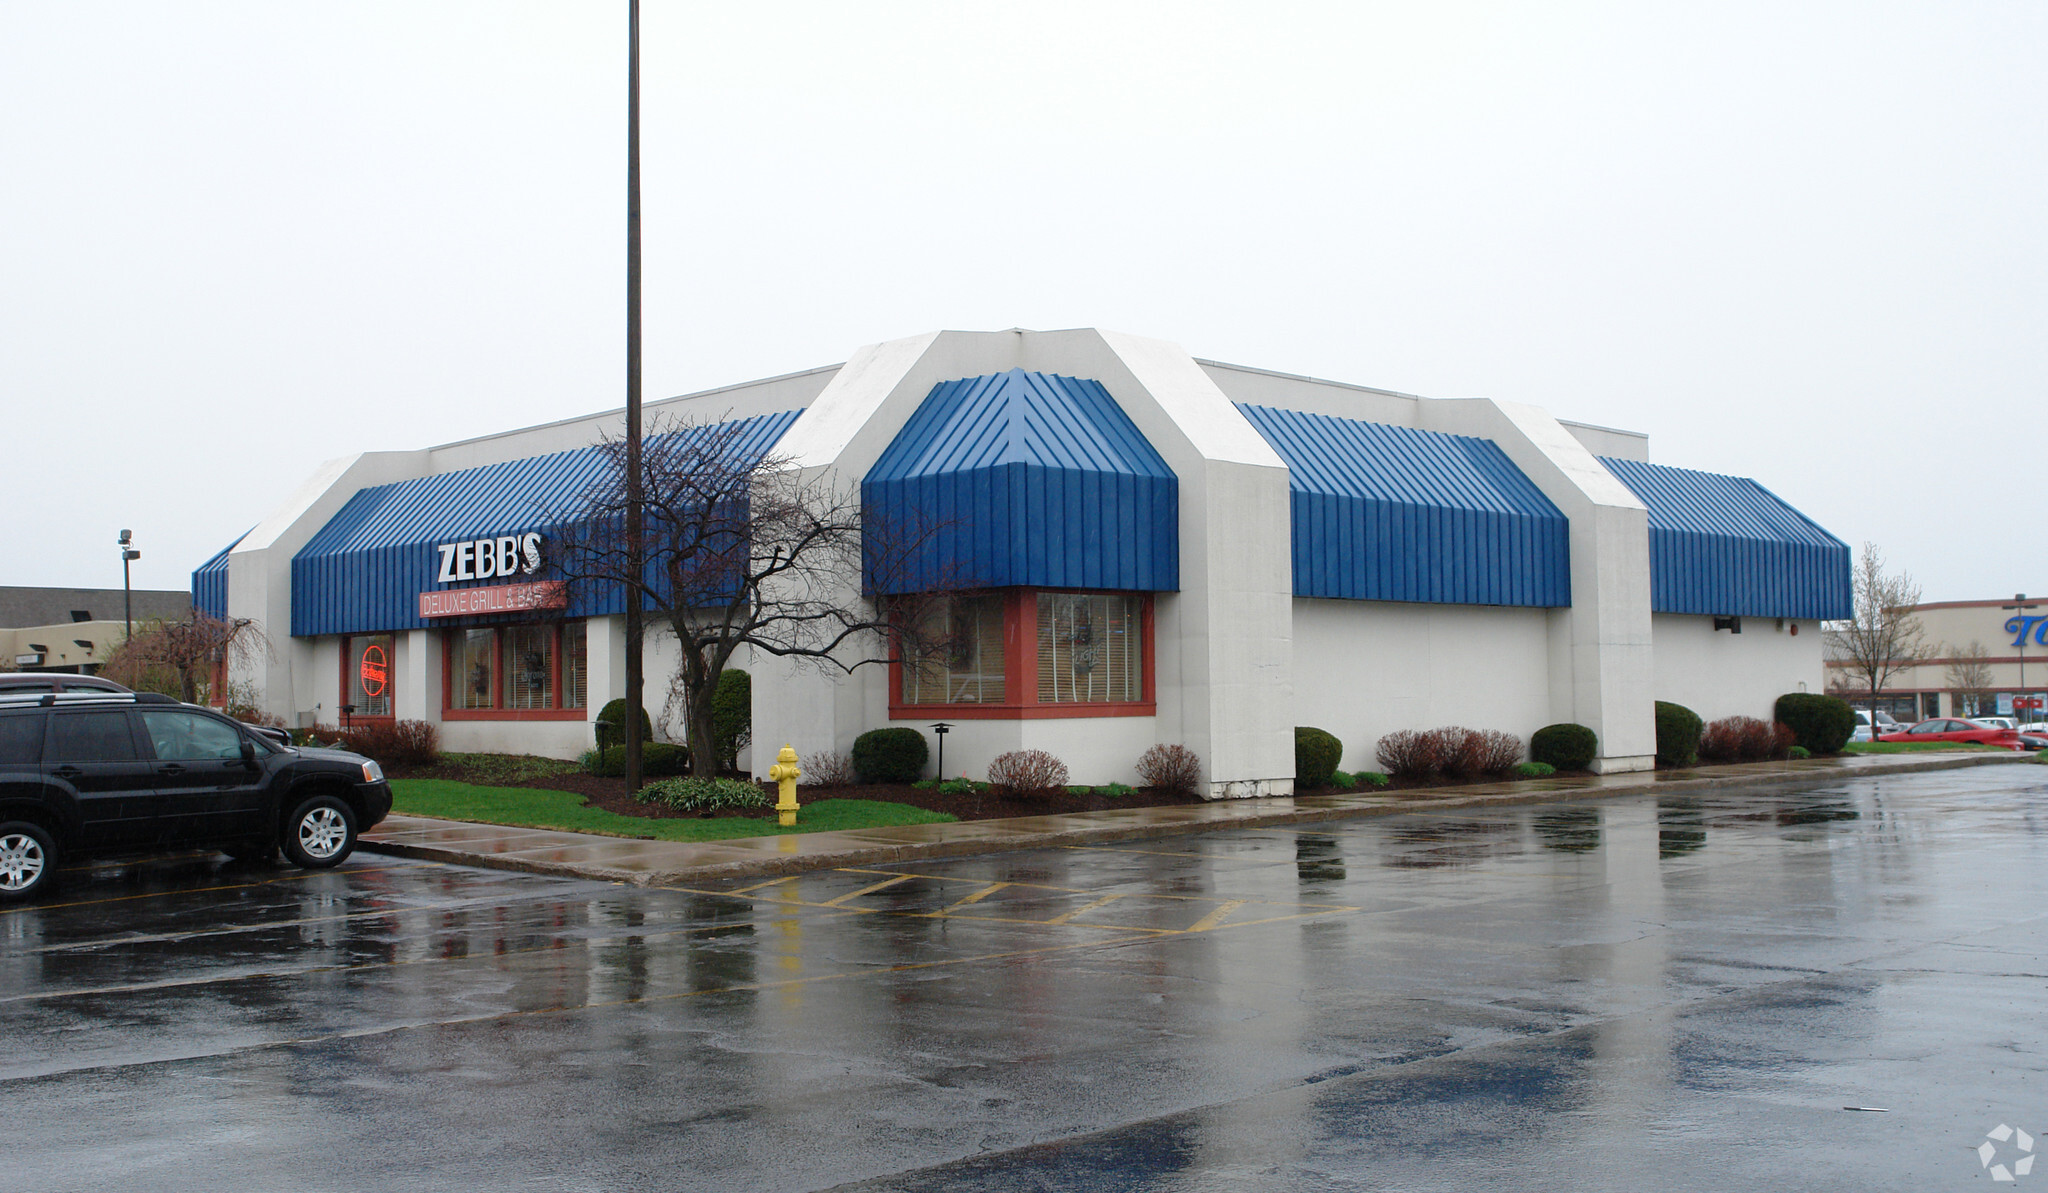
[1712,617,1742,634]
[72,639,93,650]
[27,643,49,653]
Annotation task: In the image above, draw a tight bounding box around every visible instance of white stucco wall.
[1292,598,1555,773]
[1652,614,1824,725]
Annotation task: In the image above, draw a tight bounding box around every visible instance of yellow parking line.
[1184,900,1247,932]
[941,882,1009,910]
[818,874,917,907]
[1043,893,1127,925]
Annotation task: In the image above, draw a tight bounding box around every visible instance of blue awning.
[1238,404,1570,607]
[1601,457,1850,620]
[862,370,1179,594]
[191,532,246,620]
[292,411,801,637]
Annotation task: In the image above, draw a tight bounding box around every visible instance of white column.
[1421,398,1656,771]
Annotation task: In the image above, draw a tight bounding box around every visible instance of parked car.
[0,691,392,900]
[1969,717,2018,731]
[1877,719,2026,749]
[0,673,129,694]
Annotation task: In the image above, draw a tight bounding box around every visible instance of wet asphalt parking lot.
[7,764,2048,1192]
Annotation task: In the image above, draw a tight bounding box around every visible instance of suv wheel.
[0,821,56,901]
[282,795,357,869]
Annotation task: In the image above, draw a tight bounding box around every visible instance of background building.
[1826,599,2048,722]
[194,329,1850,793]
[0,585,189,675]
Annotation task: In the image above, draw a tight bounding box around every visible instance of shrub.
[1375,729,1442,780]
[712,669,751,769]
[803,749,857,787]
[1655,702,1704,768]
[595,698,653,751]
[1773,693,1857,756]
[1698,716,1796,764]
[1424,727,1482,779]
[1477,730,1524,774]
[1296,726,1344,789]
[338,719,441,768]
[852,727,928,783]
[936,776,985,796]
[1516,761,1557,778]
[1354,771,1390,788]
[1788,745,1811,760]
[1530,723,1598,772]
[228,704,286,729]
[1330,770,1355,788]
[586,742,690,777]
[987,749,1070,797]
[1093,782,1136,799]
[634,776,770,812]
[1136,743,1203,795]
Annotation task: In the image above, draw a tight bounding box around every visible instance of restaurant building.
[194,328,1851,795]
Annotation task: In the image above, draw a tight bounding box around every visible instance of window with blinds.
[901,593,1007,705]
[1036,592,1142,704]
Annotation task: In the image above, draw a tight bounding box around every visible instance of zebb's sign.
[417,531,564,619]
[437,533,544,582]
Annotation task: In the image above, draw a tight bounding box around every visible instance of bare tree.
[1824,542,1932,718]
[1943,641,1995,717]
[101,611,269,705]
[551,414,956,778]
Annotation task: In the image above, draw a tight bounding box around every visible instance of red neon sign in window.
[359,644,389,698]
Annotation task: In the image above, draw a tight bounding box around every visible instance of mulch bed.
[388,756,1216,823]
[386,754,1632,826]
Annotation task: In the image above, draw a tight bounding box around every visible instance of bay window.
[442,621,590,720]
[892,589,1153,718]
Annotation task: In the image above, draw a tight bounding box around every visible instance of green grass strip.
[389,779,956,841]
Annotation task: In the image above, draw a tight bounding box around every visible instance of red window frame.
[889,588,1156,720]
[339,634,398,723]
[441,622,589,722]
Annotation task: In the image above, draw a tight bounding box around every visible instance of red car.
[1878,718,2025,749]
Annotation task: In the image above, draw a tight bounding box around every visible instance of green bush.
[1655,701,1704,768]
[1330,770,1355,788]
[1295,726,1343,789]
[852,727,928,783]
[1773,693,1857,756]
[1516,761,1557,778]
[634,776,770,812]
[1788,745,1811,759]
[1529,723,1597,772]
[585,741,689,777]
[1355,771,1390,788]
[712,669,751,768]
[595,699,653,751]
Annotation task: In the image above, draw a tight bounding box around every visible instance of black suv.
[0,692,393,900]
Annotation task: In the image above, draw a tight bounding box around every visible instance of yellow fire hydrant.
[769,744,802,827]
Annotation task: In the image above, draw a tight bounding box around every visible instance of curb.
[358,752,2035,887]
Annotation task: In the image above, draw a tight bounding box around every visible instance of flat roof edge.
[425,363,844,454]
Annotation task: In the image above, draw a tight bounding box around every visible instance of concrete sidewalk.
[358,751,2037,887]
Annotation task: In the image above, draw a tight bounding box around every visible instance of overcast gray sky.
[4,1,2041,602]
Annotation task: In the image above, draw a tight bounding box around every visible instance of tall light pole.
[2003,593,2040,719]
[118,529,140,640]
[623,0,645,795]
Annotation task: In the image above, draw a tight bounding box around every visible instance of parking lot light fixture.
[2002,593,2041,714]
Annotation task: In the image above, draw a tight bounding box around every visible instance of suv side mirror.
[240,738,259,769]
